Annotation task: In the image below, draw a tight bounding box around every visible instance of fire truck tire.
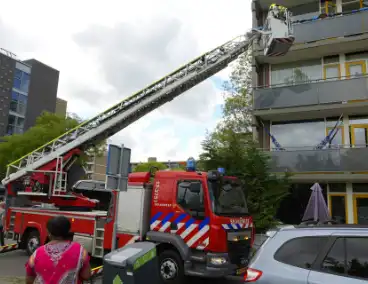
[25,230,40,256]
[158,250,185,284]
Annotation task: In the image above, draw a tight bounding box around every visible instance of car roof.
[270,224,368,236]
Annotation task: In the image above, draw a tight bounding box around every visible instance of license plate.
[236,267,247,275]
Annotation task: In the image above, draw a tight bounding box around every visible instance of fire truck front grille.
[227,239,251,266]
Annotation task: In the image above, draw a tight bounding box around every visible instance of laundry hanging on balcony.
[315,114,343,150]
[261,121,285,151]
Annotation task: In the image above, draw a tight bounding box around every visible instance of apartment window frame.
[10,91,27,116]
[269,117,343,151]
[13,68,30,94]
[7,113,25,135]
[270,59,323,87]
[320,0,337,14]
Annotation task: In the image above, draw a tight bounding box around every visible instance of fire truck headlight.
[210,257,227,265]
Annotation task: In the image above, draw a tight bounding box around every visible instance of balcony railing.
[255,8,368,53]
[292,9,368,44]
[267,146,368,173]
[253,75,368,110]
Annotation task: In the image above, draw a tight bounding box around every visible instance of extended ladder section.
[2,6,294,186]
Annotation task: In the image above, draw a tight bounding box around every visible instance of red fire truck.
[4,164,253,282]
[1,6,293,283]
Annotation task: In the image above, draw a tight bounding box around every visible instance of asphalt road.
[0,249,242,284]
[0,234,269,284]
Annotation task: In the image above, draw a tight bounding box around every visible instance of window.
[346,238,368,278]
[9,91,27,115]
[177,180,205,215]
[271,60,322,86]
[271,120,326,150]
[7,114,25,135]
[208,179,248,215]
[322,238,345,274]
[323,56,341,81]
[13,68,30,93]
[322,237,368,280]
[320,0,337,14]
[20,73,30,93]
[329,195,346,223]
[14,69,22,79]
[13,78,21,89]
[75,181,96,190]
[274,237,328,269]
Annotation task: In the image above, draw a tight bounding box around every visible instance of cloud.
[0,0,252,162]
[72,16,221,122]
[0,19,37,56]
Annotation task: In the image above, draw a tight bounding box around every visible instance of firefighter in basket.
[270,3,287,21]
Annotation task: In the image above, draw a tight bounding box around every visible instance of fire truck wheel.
[26,230,40,256]
[158,250,185,284]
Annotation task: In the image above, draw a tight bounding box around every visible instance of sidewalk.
[0,277,24,284]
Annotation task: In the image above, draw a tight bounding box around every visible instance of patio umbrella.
[302,183,331,223]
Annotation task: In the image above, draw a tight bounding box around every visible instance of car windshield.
[208,178,248,216]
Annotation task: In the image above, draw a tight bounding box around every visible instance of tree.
[199,48,290,231]
[0,111,107,179]
[133,162,168,172]
[199,128,290,232]
[222,50,253,132]
[0,112,80,177]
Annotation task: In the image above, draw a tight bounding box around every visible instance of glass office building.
[7,62,31,135]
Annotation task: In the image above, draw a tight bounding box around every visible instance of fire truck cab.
[117,161,254,282]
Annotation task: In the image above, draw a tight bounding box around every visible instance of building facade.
[55,98,68,117]
[252,0,368,224]
[0,49,60,136]
[22,59,59,131]
[85,154,108,182]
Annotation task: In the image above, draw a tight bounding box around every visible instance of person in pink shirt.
[25,216,91,284]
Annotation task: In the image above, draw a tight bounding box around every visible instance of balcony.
[268,147,368,181]
[254,9,368,64]
[292,9,368,45]
[253,75,368,120]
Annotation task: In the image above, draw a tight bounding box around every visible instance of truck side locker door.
[174,179,210,249]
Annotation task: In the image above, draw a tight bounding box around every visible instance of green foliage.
[200,128,290,231]
[199,48,290,232]
[0,112,80,177]
[222,50,253,132]
[133,162,168,172]
[0,111,108,178]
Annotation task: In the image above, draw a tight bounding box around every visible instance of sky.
[0,0,252,162]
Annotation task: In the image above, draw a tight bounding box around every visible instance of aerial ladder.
[1,4,294,204]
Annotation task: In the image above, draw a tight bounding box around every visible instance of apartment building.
[0,49,60,136]
[252,0,368,224]
[85,153,108,181]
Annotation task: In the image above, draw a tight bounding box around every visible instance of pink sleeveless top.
[25,241,90,284]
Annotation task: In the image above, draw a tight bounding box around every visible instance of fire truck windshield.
[208,178,248,216]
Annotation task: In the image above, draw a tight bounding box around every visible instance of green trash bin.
[102,242,160,284]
